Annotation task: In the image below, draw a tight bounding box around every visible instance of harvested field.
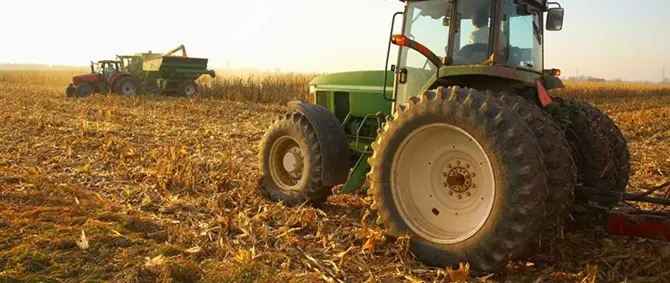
[0,70,669,282]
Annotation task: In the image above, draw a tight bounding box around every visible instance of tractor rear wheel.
[75,83,94,97]
[367,86,549,273]
[550,97,630,205]
[258,112,332,205]
[113,76,139,96]
[497,93,577,256]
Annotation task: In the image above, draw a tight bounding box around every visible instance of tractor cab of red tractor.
[92,60,121,79]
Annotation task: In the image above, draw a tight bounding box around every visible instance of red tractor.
[66,60,140,97]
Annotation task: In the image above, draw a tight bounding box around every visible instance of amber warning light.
[544,68,561,77]
[391,34,407,46]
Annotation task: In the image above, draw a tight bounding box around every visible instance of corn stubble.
[0,70,669,282]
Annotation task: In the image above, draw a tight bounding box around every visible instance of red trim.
[607,211,670,240]
[535,79,552,106]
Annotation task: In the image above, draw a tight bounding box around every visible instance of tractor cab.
[116,55,143,74]
[391,0,564,105]
[92,60,121,79]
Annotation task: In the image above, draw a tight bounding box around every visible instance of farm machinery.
[258,0,670,274]
[66,44,216,97]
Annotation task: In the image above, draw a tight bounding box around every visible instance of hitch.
[607,208,670,240]
[580,185,670,241]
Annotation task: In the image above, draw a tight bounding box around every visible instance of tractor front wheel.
[367,86,549,273]
[258,112,332,205]
[74,83,94,97]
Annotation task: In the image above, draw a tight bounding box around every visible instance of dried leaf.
[446,262,470,283]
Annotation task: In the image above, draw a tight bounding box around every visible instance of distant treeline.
[0,63,86,71]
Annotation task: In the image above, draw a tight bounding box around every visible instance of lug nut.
[457,195,462,199]
[465,164,470,168]
[443,182,448,187]
[456,161,461,165]
[448,191,453,196]
[442,172,447,177]
[447,164,452,168]
[466,192,471,197]
[471,173,476,177]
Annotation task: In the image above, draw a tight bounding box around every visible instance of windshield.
[452,0,495,65]
[396,0,452,105]
[93,63,103,73]
[500,0,543,71]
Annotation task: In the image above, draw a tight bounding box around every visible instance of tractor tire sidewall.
[368,87,549,272]
[258,112,331,205]
[498,93,577,257]
[75,84,94,97]
[551,97,630,205]
[114,77,139,96]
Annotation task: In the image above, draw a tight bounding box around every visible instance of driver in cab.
[468,8,489,44]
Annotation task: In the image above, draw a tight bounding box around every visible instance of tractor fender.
[287,101,350,186]
[110,72,138,88]
[541,75,565,90]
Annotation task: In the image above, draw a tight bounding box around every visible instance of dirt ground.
[0,72,669,282]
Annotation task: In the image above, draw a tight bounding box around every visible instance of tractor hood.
[309,70,394,92]
[72,73,101,86]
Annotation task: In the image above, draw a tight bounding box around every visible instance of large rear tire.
[113,76,139,96]
[258,112,333,205]
[497,93,577,256]
[367,86,549,273]
[550,97,630,205]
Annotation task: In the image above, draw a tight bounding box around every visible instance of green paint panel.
[349,91,392,116]
[310,70,394,88]
[341,149,372,194]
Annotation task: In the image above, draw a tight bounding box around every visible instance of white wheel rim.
[185,84,196,96]
[121,82,135,95]
[269,136,305,190]
[390,123,495,244]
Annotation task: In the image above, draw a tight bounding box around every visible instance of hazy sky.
[1,0,669,81]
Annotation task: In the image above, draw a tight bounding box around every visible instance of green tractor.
[258,0,630,273]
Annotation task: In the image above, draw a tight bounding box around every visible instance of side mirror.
[546,8,564,31]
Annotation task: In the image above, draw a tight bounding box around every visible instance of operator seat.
[455,43,489,65]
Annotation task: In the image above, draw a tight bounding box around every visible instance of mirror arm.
[547,2,562,9]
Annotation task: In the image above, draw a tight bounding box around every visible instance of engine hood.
[72,73,101,85]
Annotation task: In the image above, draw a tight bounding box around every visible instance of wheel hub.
[442,160,478,202]
[122,82,134,95]
[268,136,305,190]
[282,147,304,178]
[185,85,196,96]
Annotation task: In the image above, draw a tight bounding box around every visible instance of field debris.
[0,70,669,282]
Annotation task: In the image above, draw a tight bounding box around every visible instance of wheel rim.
[268,136,305,190]
[79,86,93,97]
[121,82,135,95]
[184,84,196,96]
[390,123,495,244]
